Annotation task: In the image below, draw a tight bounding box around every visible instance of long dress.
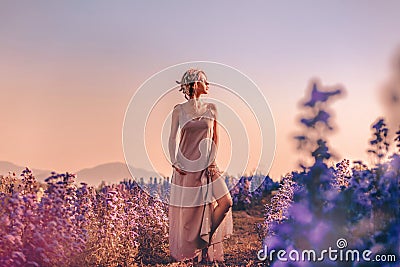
[169,103,233,262]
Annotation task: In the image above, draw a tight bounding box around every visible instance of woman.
[168,68,233,263]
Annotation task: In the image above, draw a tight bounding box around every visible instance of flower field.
[1,81,399,266]
[0,168,276,266]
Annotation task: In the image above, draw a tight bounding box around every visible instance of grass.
[141,197,270,267]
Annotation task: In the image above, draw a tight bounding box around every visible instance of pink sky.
[1,1,400,179]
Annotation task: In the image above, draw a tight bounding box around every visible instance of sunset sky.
[1,1,400,180]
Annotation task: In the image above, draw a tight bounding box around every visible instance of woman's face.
[195,73,209,95]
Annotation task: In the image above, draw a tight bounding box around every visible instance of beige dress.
[169,103,233,262]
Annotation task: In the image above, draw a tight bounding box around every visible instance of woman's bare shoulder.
[207,102,217,111]
[173,103,184,110]
[172,104,182,117]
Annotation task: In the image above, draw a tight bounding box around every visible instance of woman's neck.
[187,97,203,110]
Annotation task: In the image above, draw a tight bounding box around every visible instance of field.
[1,83,399,266]
[141,199,268,267]
[0,169,274,267]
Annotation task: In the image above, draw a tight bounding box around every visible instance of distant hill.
[0,161,52,182]
[0,161,167,187]
[75,162,165,186]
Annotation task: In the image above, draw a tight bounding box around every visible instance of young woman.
[168,68,233,263]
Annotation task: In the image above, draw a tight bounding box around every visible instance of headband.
[176,68,204,85]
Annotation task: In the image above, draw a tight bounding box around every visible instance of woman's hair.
[176,68,206,99]
[181,83,196,100]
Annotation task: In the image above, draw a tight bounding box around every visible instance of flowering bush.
[259,81,400,266]
[230,175,279,211]
[0,169,83,266]
[0,170,169,266]
[257,174,297,242]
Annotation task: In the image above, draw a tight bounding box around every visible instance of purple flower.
[289,203,313,224]
[304,82,342,107]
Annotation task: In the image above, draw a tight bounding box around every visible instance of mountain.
[0,161,53,182]
[0,161,166,187]
[75,162,165,186]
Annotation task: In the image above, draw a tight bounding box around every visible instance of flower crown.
[176,68,205,96]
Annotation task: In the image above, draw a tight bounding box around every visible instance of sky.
[1,1,400,180]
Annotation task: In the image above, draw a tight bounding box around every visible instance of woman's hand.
[206,162,220,179]
[172,162,187,175]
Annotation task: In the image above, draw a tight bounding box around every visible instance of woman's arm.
[168,105,179,164]
[169,104,186,175]
[210,103,218,166]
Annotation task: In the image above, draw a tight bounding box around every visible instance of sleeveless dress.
[169,103,233,262]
